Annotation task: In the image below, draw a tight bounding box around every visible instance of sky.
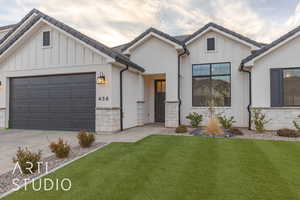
[0,0,300,47]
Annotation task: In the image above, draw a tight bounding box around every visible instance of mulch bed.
[190,128,234,138]
[0,142,106,196]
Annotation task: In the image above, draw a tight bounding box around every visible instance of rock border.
[0,142,109,199]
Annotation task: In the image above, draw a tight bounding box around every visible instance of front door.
[155,80,166,122]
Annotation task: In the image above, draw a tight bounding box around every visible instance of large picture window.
[192,63,231,107]
[283,68,300,106]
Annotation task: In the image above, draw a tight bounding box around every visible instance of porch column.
[95,64,120,132]
[137,74,145,126]
[165,71,179,127]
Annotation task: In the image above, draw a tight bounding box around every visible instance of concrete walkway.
[0,124,173,174]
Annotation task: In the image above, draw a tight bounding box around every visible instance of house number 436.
[98,96,109,101]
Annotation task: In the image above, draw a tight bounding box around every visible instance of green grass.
[4,135,300,200]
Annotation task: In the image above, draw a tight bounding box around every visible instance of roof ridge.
[121,27,184,52]
[242,25,300,64]
[184,22,263,48]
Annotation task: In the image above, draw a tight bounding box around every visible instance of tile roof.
[242,25,300,65]
[0,24,16,31]
[121,27,184,52]
[184,22,263,48]
[0,9,145,72]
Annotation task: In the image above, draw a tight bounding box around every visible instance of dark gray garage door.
[9,73,96,131]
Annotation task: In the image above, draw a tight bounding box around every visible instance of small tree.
[251,109,271,133]
[204,99,224,136]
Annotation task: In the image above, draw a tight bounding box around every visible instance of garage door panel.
[10,73,96,131]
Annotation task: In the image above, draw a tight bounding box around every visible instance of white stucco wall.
[252,35,300,107]
[181,31,251,127]
[129,36,178,101]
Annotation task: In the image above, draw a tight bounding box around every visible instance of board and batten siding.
[0,22,116,131]
[0,23,107,72]
[181,30,252,127]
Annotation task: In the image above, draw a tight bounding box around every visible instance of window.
[270,68,300,107]
[192,63,231,107]
[43,31,51,47]
[283,69,300,106]
[207,38,215,51]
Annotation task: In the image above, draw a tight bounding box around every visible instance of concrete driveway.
[0,125,173,174]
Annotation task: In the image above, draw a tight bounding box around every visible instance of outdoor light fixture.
[96,72,107,84]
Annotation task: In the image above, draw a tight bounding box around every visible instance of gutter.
[240,63,252,130]
[120,65,129,131]
[177,45,189,125]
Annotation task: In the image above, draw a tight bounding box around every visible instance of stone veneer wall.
[252,107,300,130]
[96,107,120,132]
[137,101,145,126]
[0,108,5,128]
[165,101,179,127]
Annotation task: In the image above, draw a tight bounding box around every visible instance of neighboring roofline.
[0,24,16,32]
[122,27,184,54]
[184,22,263,48]
[0,9,145,72]
[242,25,300,66]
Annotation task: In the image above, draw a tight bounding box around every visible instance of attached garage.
[9,73,96,131]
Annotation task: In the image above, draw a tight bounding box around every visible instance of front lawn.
[4,135,300,200]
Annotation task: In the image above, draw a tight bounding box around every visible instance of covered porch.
[140,73,179,128]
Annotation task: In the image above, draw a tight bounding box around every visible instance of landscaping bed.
[3,135,300,200]
[0,142,106,197]
[235,128,300,141]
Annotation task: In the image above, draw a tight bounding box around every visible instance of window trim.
[282,67,300,107]
[42,30,52,48]
[192,62,231,107]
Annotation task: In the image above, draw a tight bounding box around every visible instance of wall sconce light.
[96,72,107,84]
[0,81,3,88]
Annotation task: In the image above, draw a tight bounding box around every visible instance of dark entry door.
[9,73,96,131]
[155,80,166,122]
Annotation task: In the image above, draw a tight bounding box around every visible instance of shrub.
[49,138,71,158]
[277,129,300,138]
[293,115,300,132]
[175,125,188,133]
[204,117,224,136]
[186,112,203,128]
[13,147,42,174]
[77,130,95,148]
[217,114,236,129]
[251,109,271,133]
[229,127,243,135]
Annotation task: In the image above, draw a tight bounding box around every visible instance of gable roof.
[121,27,184,53]
[242,25,300,65]
[184,22,263,48]
[0,9,145,72]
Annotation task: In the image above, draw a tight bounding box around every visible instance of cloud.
[0,0,300,46]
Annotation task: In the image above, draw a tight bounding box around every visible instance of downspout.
[177,45,189,125]
[240,63,252,130]
[120,65,129,131]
